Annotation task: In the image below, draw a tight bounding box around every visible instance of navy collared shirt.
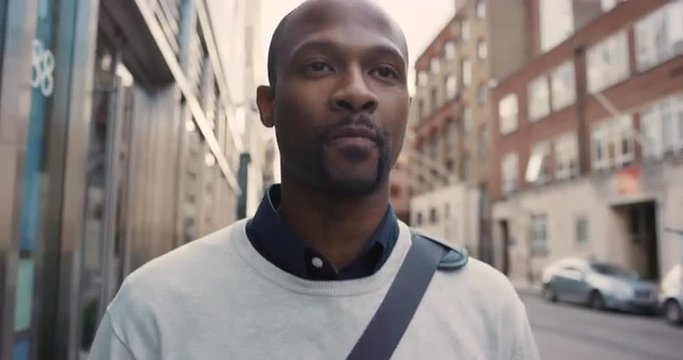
[245,185,399,281]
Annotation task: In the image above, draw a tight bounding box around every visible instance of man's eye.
[373,65,399,80]
[304,61,334,73]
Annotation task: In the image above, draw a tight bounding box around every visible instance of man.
[89,0,539,358]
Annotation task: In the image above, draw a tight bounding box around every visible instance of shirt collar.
[245,184,399,280]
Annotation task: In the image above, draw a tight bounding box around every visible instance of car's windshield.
[591,263,639,280]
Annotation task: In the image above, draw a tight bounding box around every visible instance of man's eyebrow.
[288,39,407,65]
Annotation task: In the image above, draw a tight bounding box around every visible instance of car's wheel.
[542,284,558,302]
[664,299,683,326]
[589,290,604,310]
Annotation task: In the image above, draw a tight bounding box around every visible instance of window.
[416,212,423,226]
[575,217,589,245]
[444,41,456,60]
[601,0,622,12]
[478,128,490,160]
[462,60,472,87]
[635,1,683,72]
[499,94,518,134]
[640,94,683,159]
[417,99,425,119]
[554,134,578,180]
[591,124,609,170]
[591,115,634,170]
[430,87,438,113]
[477,84,488,105]
[501,152,519,194]
[530,215,548,256]
[550,61,576,111]
[525,142,552,185]
[539,0,574,52]
[461,19,471,40]
[528,75,550,121]
[418,71,428,87]
[446,75,458,99]
[430,58,440,74]
[587,31,629,93]
[430,207,438,224]
[463,107,473,134]
[477,39,488,59]
[476,0,486,19]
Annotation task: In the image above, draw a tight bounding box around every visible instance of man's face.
[259,2,410,197]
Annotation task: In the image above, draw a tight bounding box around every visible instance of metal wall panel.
[0,0,37,358]
[55,1,100,358]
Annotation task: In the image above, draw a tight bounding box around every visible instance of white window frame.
[462,59,472,87]
[587,31,630,93]
[591,115,634,170]
[613,115,635,167]
[502,152,519,194]
[476,0,486,19]
[477,39,488,60]
[499,94,518,135]
[640,93,683,159]
[445,41,456,60]
[430,58,440,74]
[550,61,576,111]
[526,142,552,185]
[539,0,574,52]
[554,133,578,180]
[634,1,683,72]
[418,71,428,87]
[528,75,550,121]
[591,123,610,170]
[446,75,458,99]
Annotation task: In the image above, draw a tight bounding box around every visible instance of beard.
[311,119,392,198]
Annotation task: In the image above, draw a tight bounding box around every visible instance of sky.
[259,0,455,93]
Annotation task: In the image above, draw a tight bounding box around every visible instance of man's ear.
[256,85,275,128]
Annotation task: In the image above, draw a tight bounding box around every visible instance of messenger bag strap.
[347,232,446,360]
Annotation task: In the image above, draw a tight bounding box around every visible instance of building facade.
[396,0,529,261]
[0,0,261,358]
[490,0,683,284]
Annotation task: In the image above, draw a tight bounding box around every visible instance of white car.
[659,265,683,326]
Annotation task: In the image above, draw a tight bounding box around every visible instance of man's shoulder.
[434,255,518,302]
[112,221,245,306]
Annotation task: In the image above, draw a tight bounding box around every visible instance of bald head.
[266,0,409,86]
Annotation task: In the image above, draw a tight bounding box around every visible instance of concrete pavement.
[519,293,683,360]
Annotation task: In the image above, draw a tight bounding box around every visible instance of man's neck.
[278,178,390,271]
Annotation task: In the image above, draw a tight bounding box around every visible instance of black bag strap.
[347,232,446,360]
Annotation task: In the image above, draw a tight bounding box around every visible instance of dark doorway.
[627,202,659,280]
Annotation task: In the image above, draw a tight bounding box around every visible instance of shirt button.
[311,257,324,269]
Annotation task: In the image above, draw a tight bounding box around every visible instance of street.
[520,293,682,360]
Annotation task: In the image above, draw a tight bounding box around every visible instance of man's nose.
[329,67,378,113]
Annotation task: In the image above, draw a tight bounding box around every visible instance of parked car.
[659,265,683,326]
[541,257,659,314]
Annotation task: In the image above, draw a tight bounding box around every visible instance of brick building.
[490,0,683,284]
[391,0,530,261]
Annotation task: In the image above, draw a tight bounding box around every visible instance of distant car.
[659,265,683,326]
[541,257,659,314]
